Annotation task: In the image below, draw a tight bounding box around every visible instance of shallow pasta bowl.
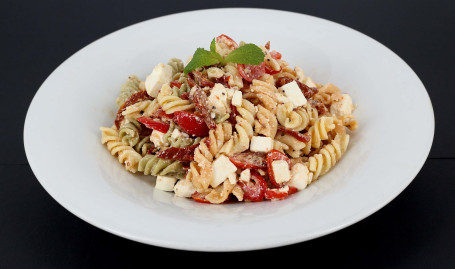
[23,8,434,251]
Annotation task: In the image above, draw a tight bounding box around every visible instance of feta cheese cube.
[171,128,181,139]
[330,94,353,118]
[271,160,291,184]
[150,130,165,148]
[228,172,237,184]
[155,175,177,192]
[231,90,243,106]
[211,155,237,188]
[174,179,196,197]
[208,83,229,115]
[288,163,312,190]
[250,136,274,153]
[207,67,224,79]
[279,81,307,107]
[145,63,174,97]
[239,169,251,183]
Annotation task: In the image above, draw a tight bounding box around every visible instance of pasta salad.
[100,34,358,203]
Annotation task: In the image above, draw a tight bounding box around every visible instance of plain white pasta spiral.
[306,134,350,182]
[157,84,195,114]
[122,99,160,118]
[303,116,336,154]
[231,99,256,154]
[276,102,318,132]
[100,126,142,173]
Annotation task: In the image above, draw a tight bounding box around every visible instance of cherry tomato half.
[265,186,298,200]
[266,150,291,188]
[192,192,211,204]
[265,64,281,75]
[216,34,239,50]
[237,62,266,82]
[270,50,282,60]
[173,111,209,137]
[238,171,267,202]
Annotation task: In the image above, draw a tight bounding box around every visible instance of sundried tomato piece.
[275,76,294,88]
[295,80,318,99]
[277,126,310,143]
[229,103,238,126]
[114,91,152,128]
[309,99,328,115]
[190,71,215,88]
[191,86,216,130]
[156,144,199,162]
[229,151,267,169]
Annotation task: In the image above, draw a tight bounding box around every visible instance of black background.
[1,0,454,267]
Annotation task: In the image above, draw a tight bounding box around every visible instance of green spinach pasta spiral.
[138,154,185,178]
[162,122,201,148]
[134,136,153,156]
[168,58,184,75]
[115,75,142,107]
[118,118,142,147]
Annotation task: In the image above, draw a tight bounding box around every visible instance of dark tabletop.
[1,0,454,267]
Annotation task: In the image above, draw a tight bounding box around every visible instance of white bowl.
[23,8,434,251]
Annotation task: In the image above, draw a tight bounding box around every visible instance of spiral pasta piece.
[276,103,318,131]
[255,105,278,138]
[122,99,160,119]
[168,58,184,75]
[249,79,280,112]
[116,75,142,107]
[100,126,142,172]
[134,136,153,156]
[306,134,350,182]
[138,154,185,178]
[231,100,255,154]
[313,83,342,106]
[274,132,307,158]
[157,84,194,114]
[118,118,142,147]
[303,116,336,154]
[273,62,297,80]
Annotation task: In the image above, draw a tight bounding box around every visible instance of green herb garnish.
[184,37,264,74]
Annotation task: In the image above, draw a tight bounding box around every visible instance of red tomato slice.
[173,111,210,137]
[265,186,298,200]
[180,92,190,100]
[153,109,174,120]
[237,62,265,82]
[216,34,239,50]
[270,50,282,60]
[170,81,182,88]
[136,116,170,133]
[265,188,289,200]
[265,64,281,75]
[237,171,267,202]
[266,150,291,188]
[192,192,211,204]
[229,151,267,169]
